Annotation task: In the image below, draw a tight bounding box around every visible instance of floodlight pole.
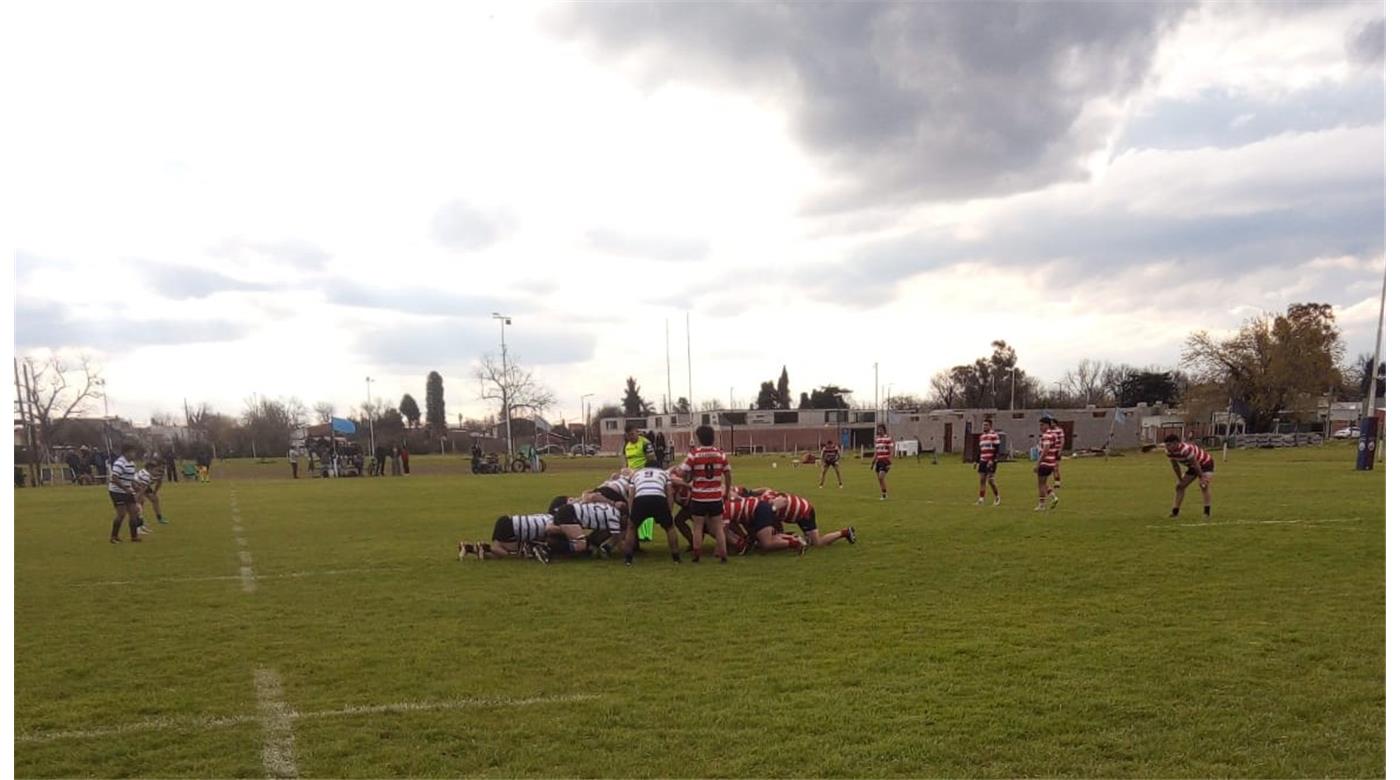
[96,378,112,453]
[365,377,375,456]
[494,313,513,460]
[581,393,594,449]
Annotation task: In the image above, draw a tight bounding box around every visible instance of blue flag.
[330,417,357,434]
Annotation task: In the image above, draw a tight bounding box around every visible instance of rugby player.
[458,513,553,563]
[1034,416,1059,511]
[975,419,1001,506]
[625,464,682,565]
[872,424,893,500]
[760,488,855,547]
[725,493,805,555]
[1050,417,1066,489]
[677,425,731,563]
[818,439,844,489]
[1164,434,1214,518]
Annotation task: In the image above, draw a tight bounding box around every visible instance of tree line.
[603,302,1381,434]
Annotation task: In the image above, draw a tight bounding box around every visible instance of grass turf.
[14,445,1384,777]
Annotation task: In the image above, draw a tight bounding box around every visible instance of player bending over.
[975,419,1001,506]
[727,495,805,555]
[625,465,681,566]
[761,489,855,547]
[458,513,554,563]
[818,439,844,489]
[1164,434,1214,518]
[1034,417,1059,511]
[133,459,169,532]
[872,424,893,500]
[678,425,731,563]
[551,500,624,558]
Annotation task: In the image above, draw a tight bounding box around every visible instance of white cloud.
[8,1,1385,422]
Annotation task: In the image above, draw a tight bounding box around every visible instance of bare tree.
[475,352,556,422]
[928,370,957,409]
[286,397,310,429]
[699,398,725,411]
[149,411,180,426]
[1062,359,1111,407]
[22,354,103,448]
[313,401,336,423]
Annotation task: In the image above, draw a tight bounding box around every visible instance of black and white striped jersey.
[572,503,622,535]
[510,514,554,543]
[629,467,670,498]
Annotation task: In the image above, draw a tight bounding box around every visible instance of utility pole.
[873,362,879,422]
[665,319,673,415]
[686,312,693,418]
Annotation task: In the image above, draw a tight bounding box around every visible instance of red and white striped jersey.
[772,493,813,525]
[874,436,893,463]
[1167,442,1215,471]
[723,496,761,525]
[1038,431,1059,467]
[978,431,1000,463]
[821,443,840,462]
[680,446,730,502]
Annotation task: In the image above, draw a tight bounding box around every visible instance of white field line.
[1146,517,1362,529]
[254,667,299,779]
[74,567,409,588]
[16,693,601,744]
[231,490,256,593]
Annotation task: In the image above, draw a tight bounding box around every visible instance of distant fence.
[1227,433,1325,449]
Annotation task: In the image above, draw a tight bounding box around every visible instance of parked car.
[570,444,600,456]
[1333,426,1361,439]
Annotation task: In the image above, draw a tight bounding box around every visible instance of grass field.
[14,445,1384,777]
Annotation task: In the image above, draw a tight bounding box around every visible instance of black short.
[874,460,891,474]
[822,457,839,466]
[553,504,580,525]
[1187,467,1215,478]
[796,508,817,534]
[688,500,724,517]
[1037,465,1055,478]
[109,491,135,507]
[977,460,998,475]
[747,501,778,533]
[631,494,674,529]
[491,516,516,543]
[597,486,625,503]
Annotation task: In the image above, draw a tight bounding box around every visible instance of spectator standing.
[400,445,410,475]
[288,447,300,479]
[390,446,403,475]
[163,449,179,483]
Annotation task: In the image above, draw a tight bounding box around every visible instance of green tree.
[776,366,792,409]
[426,371,447,434]
[805,385,851,409]
[399,394,421,428]
[1183,302,1347,431]
[673,397,691,413]
[621,377,655,416]
[755,381,779,410]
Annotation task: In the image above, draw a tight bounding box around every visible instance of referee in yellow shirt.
[623,424,657,471]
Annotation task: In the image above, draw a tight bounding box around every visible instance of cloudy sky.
[11,0,1387,425]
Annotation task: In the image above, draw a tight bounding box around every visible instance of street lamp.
[365,376,376,457]
[493,313,513,459]
[580,393,594,450]
[95,378,112,453]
